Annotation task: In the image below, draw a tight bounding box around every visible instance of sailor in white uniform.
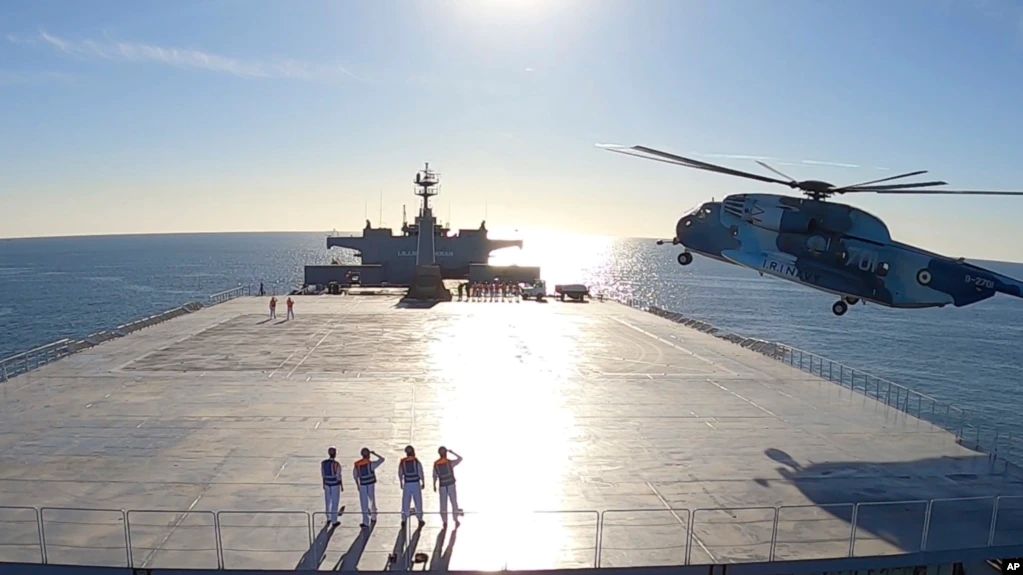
[398,445,425,527]
[353,447,385,528]
[320,446,343,527]
[433,446,464,528]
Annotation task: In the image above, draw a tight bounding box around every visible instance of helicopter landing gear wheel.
[832,300,848,316]
[916,269,932,286]
[677,252,693,266]
[844,296,859,305]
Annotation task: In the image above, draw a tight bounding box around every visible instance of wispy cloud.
[8,31,364,83]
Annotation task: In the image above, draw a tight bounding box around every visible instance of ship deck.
[0,295,1021,571]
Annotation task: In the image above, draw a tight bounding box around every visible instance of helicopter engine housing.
[722,194,826,235]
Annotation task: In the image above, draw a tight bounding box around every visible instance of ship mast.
[413,162,440,266]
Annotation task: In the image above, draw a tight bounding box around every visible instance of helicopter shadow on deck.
[753,448,1023,554]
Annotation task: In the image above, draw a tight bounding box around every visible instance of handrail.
[1,283,256,383]
[3,497,1018,569]
[208,285,252,305]
[616,298,1023,471]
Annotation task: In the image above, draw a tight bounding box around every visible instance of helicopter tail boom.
[964,263,1023,299]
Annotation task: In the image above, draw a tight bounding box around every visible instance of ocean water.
[1,232,1020,439]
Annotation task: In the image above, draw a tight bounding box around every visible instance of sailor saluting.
[321,446,344,527]
[433,446,464,528]
[353,447,385,528]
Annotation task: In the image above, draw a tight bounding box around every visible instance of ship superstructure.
[304,163,529,287]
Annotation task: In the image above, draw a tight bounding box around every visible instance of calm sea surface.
[1,232,1020,439]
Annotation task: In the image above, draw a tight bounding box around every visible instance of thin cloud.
[9,31,364,83]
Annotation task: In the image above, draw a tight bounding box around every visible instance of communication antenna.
[378,190,383,227]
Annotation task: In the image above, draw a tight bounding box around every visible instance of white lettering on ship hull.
[398,251,454,257]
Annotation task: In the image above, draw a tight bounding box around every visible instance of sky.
[3,0,1023,261]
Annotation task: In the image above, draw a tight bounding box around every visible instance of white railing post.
[988,497,1001,546]
[768,506,780,561]
[847,503,859,557]
[919,500,933,551]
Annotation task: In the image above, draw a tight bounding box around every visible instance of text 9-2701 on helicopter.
[599,144,1023,316]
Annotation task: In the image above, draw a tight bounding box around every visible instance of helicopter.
[599,143,1023,316]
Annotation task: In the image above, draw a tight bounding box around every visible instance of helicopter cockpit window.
[697,205,711,219]
[877,262,890,277]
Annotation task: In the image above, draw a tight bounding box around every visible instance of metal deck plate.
[0,296,1020,570]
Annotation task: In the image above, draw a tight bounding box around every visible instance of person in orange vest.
[398,445,425,527]
[353,447,385,528]
[269,296,277,319]
[433,446,464,528]
[286,296,295,320]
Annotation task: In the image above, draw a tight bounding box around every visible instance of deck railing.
[209,284,253,305]
[0,339,75,382]
[0,284,256,383]
[1,497,1020,569]
[616,297,1023,471]
[772,344,1023,466]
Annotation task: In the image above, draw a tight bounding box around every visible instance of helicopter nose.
[676,216,693,243]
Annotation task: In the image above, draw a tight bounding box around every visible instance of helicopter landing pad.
[0,296,1020,570]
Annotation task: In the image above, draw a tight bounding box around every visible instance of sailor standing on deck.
[353,447,385,528]
[321,446,343,527]
[398,445,425,527]
[433,446,464,528]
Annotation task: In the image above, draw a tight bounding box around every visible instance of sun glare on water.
[488,230,615,288]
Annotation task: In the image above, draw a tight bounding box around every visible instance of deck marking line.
[286,302,360,379]
[612,317,737,375]
[707,378,778,418]
[273,461,289,481]
[139,492,205,568]
[646,481,716,563]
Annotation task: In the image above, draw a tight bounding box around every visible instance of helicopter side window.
[877,262,890,277]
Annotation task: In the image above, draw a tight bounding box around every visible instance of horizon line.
[0,229,1020,266]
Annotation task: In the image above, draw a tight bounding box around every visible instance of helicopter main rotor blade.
[755,160,796,182]
[847,189,1023,196]
[843,180,948,191]
[833,170,928,191]
[598,144,794,187]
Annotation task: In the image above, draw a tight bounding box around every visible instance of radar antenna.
[414,162,440,213]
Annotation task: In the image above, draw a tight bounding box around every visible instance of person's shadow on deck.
[430,527,458,571]
[384,523,424,570]
[294,523,337,570]
[334,522,376,570]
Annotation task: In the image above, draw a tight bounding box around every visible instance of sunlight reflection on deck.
[428,304,587,569]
